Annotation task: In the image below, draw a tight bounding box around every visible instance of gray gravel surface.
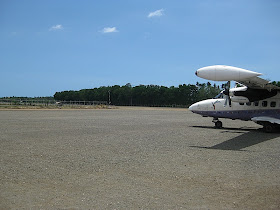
[0,108,279,209]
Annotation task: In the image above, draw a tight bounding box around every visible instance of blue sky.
[1,0,280,97]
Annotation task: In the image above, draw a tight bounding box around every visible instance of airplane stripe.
[191,109,280,121]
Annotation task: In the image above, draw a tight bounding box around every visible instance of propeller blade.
[223,81,231,107]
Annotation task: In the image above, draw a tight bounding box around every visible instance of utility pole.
[108,90,111,105]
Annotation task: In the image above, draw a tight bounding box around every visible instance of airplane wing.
[251,116,280,125]
[196,65,280,90]
[237,77,280,90]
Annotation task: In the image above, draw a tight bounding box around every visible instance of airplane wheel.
[215,121,223,129]
[264,123,274,133]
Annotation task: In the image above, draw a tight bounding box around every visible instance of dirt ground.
[0,108,279,209]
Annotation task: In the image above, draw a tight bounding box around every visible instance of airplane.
[189,65,280,132]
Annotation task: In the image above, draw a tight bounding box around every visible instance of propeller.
[223,81,232,107]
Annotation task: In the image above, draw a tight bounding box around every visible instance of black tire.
[215,121,223,129]
[264,123,274,133]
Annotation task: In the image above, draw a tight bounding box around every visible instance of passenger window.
[246,102,251,106]
[239,103,244,105]
[262,101,268,107]
[271,101,276,107]
[254,101,259,106]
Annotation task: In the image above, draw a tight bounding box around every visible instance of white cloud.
[101,27,118,33]
[148,9,164,18]
[49,24,63,31]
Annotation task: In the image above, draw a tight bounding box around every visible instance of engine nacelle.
[196,65,262,81]
[229,86,247,96]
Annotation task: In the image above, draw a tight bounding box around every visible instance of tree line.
[54,82,221,107]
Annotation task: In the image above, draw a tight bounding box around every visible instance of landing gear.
[215,121,223,129]
[263,123,275,133]
[213,118,223,129]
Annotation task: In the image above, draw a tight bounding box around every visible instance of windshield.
[214,92,224,99]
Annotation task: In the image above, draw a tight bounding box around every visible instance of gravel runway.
[0,107,279,209]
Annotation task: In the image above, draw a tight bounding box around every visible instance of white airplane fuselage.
[189,92,280,122]
[190,65,280,132]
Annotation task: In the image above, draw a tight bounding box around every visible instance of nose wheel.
[213,118,223,129]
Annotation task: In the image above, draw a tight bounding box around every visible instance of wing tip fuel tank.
[196,65,262,81]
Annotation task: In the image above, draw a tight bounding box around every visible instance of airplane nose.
[189,103,198,112]
[195,71,198,76]
[189,104,194,111]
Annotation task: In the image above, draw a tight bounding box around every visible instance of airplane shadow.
[190,126,280,151]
